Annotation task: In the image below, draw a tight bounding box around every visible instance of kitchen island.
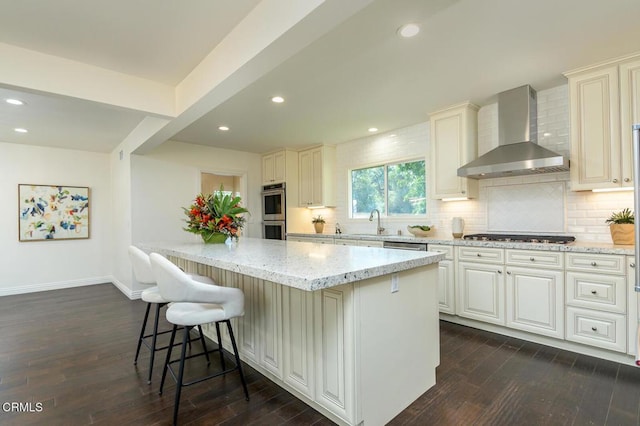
[139,238,444,426]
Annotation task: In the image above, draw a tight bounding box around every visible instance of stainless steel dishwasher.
[382,241,428,251]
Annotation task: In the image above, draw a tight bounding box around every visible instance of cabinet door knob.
[591,290,597,295]
[591,261,597,267]
[612,178,618,183]
[462,190,466,194]
[506,271,511,275]
[530,257,535,262]
[591,326,598,332]
[497,270,502,274]
[624,178,631,182]
[477,253,481,257]
[631,263,636,268]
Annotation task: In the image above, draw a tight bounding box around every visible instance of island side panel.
[355,264,439,426]
[167,255,439,426]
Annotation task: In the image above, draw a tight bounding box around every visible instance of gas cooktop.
[463,233,576,244]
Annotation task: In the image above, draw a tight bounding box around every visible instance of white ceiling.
[0,0,261,85]
[2,0,640,154]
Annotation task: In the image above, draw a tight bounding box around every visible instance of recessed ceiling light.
[368,127,378,133]
[14,128,28,133]
[397,23,420,38]
[271,96,284,103]
[218,126,229,131]
[6,98,24,106]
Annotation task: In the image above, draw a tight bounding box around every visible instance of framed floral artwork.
[18,184,90,241]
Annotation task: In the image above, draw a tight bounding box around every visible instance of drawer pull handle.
[591,326,598,332]
[530,257,535,262]
[591,261,597,267]
[477,253,481,257]
[591,290,597,295]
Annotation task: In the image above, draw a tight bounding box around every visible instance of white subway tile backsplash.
[306,83,632,244]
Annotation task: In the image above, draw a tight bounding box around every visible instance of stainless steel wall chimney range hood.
[457,85,569,179]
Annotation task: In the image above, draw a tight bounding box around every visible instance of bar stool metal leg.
[214,321,225,370]
[147,303,162,384]
[134,303,151,365]
[196,325,210,365]
[159,324,178,396]
[226,320,249,400]
[172,326,191,426]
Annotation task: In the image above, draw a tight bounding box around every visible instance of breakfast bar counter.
[139,238,444,426]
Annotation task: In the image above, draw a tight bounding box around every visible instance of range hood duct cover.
[457,85,569,179]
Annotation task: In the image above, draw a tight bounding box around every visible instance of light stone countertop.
[139,238,444,291]
[287,233,635,255]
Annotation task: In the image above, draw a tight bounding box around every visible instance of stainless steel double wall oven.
[262,183,286,240]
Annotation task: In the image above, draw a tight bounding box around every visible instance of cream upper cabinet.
[298,145,336,207]
[429,102,479,199]
[262,151,287,184]
[565,54,640,191]
[619,57,640,186]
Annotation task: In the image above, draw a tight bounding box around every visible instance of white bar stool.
[149,253,249,425]
[128,246,211,384]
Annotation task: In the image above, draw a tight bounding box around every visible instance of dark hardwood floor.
[0,283,639,425]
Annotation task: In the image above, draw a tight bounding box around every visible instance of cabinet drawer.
[506,250,563,269]
[457,247,504,264]
[566,272,626,313]
[566,253,625,275]
[428,244,453,260]
[566,306,626,352]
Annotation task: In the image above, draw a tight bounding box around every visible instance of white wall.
[0,142,111,295]
[131,140,262,243]
[297,84,634,243]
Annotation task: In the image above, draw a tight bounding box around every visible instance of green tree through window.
[351,159,426,217]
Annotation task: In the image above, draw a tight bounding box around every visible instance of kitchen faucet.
[335,222,342,234]
[369,209,385,235]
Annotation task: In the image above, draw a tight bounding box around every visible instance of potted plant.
[183,186,249,243]
[312,215,325,234]
[605,208,634,245]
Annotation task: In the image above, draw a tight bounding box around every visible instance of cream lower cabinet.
[456,247,505,325]
[288,236,333,244]
[565,253,627,353]
[430,244,455,314]
[334,238,384,248]
[627,257,638,357]
[505,250,564,339]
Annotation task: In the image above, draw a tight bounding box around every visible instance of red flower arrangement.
[183,187,249,243]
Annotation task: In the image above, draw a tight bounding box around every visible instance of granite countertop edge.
[139,240,444,292]
[287,233,635,255]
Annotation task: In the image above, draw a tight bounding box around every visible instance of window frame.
[348,157,427,220]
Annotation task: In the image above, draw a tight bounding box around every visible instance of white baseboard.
[0,276,143,300]
[0,276,112,297]
[111,277,142,300]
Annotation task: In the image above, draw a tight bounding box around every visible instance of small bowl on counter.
[406,225,434,237]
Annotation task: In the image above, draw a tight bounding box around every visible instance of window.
[350,159,426,218]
